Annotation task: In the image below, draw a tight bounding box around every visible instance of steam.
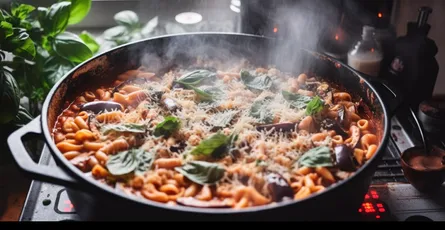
[137,0,352,76]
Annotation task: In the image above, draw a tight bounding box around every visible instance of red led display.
[63,200,74,212]
[56,189,76,213]
[358,190,387,219]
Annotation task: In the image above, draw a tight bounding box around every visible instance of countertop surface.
[0,165,30,221]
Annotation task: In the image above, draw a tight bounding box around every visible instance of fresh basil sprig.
[175,161,225,185]
[106,148,154,176]
[240,69,272,92]
[297,146,333,168]
[305,96,325,116]
[100,123,146,135]
[153,116,181,137]
[282,90,312,110]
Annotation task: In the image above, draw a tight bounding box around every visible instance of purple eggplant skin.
[334,144,356,172]
[256,122,297,132]
[80,101,123,114]
[162,98,179,111]
[266,172,294,202]
[320,118,348,138]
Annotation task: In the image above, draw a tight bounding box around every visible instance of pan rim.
[41,32,390,215]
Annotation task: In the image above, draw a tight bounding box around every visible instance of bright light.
[335,34,339,40]
[232,0,241,7]
[230,4,240,13]
[378,12,383,18]
[273,27,278,33]
[175,12,202,25]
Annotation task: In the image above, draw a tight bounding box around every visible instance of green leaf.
[0,21,13,38]
[43,1,71,36]
[79,31,99,53]
[4,28,36,60]
[12,105,33,126]
[37,7,48,22]
[190,133,230,158]
[305,96,325,116]
[43,56,75,85]
[207,110,238,128]
[141,16,158,37]
[240,69,272,92]
[106,148,140,176]
[175,69,216,86]
[249,97,274,124]
[53,31,93,63]
[101,123,146,135]
[114,10,139,28]
[103,25,129,41]
[106,148,154,176]
[153,116,181,137]
[135,150,154,176]
[175,161,225,185]
[0,70,20,124]
[65,0,91,25]
[11,3,36,20]
[282,90,312,110]
[298,146,333,168]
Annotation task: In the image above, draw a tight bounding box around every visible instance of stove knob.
[405,215,433,221]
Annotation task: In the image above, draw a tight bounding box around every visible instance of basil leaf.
[37,7,49,22]
[176,70,216,86]
[0,21,13,38]
[175,161,225,185]
[282,90,312,110]
[249,97,274,124]
[135,150,154,176]
[11,3,35,20]
[240,70,272,92]
[106,149,140,176]
[65,0,92,25]
[207,110,238,128]
[191,133,230,158]
[53,32,93,63]
[298,146,333,168]
[42,1,71,36]
[3,28,36,60]
[187,85,213,102]
[114,10,139,28]
[12,105,33,127]
[305,96,325,116]
[154,116,181,137]
[101,123,146,135]
[79,31,99,53]
[103,25,129,42]
[0,70,20,124]
[43,56,75,85]
[141,16,158,37]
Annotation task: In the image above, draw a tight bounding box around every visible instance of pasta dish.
[52,58,380,209]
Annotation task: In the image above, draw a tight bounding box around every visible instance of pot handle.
[366,77,403,117]
[7,116,79,187]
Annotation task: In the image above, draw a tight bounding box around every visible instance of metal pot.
[8,33,403,221]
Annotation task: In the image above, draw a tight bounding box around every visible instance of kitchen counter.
[0,165,31,221]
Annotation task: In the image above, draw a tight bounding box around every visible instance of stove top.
[19,117,445,221]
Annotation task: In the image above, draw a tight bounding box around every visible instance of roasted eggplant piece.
[334,144,356,172]
[266,172,294,202]
[320,118,348,138]
[162,98,179,112]
[80,101,123,114]
[256,122,297,133]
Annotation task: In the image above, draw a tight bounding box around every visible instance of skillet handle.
[365,77,403,117]
[7,117,79,187]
